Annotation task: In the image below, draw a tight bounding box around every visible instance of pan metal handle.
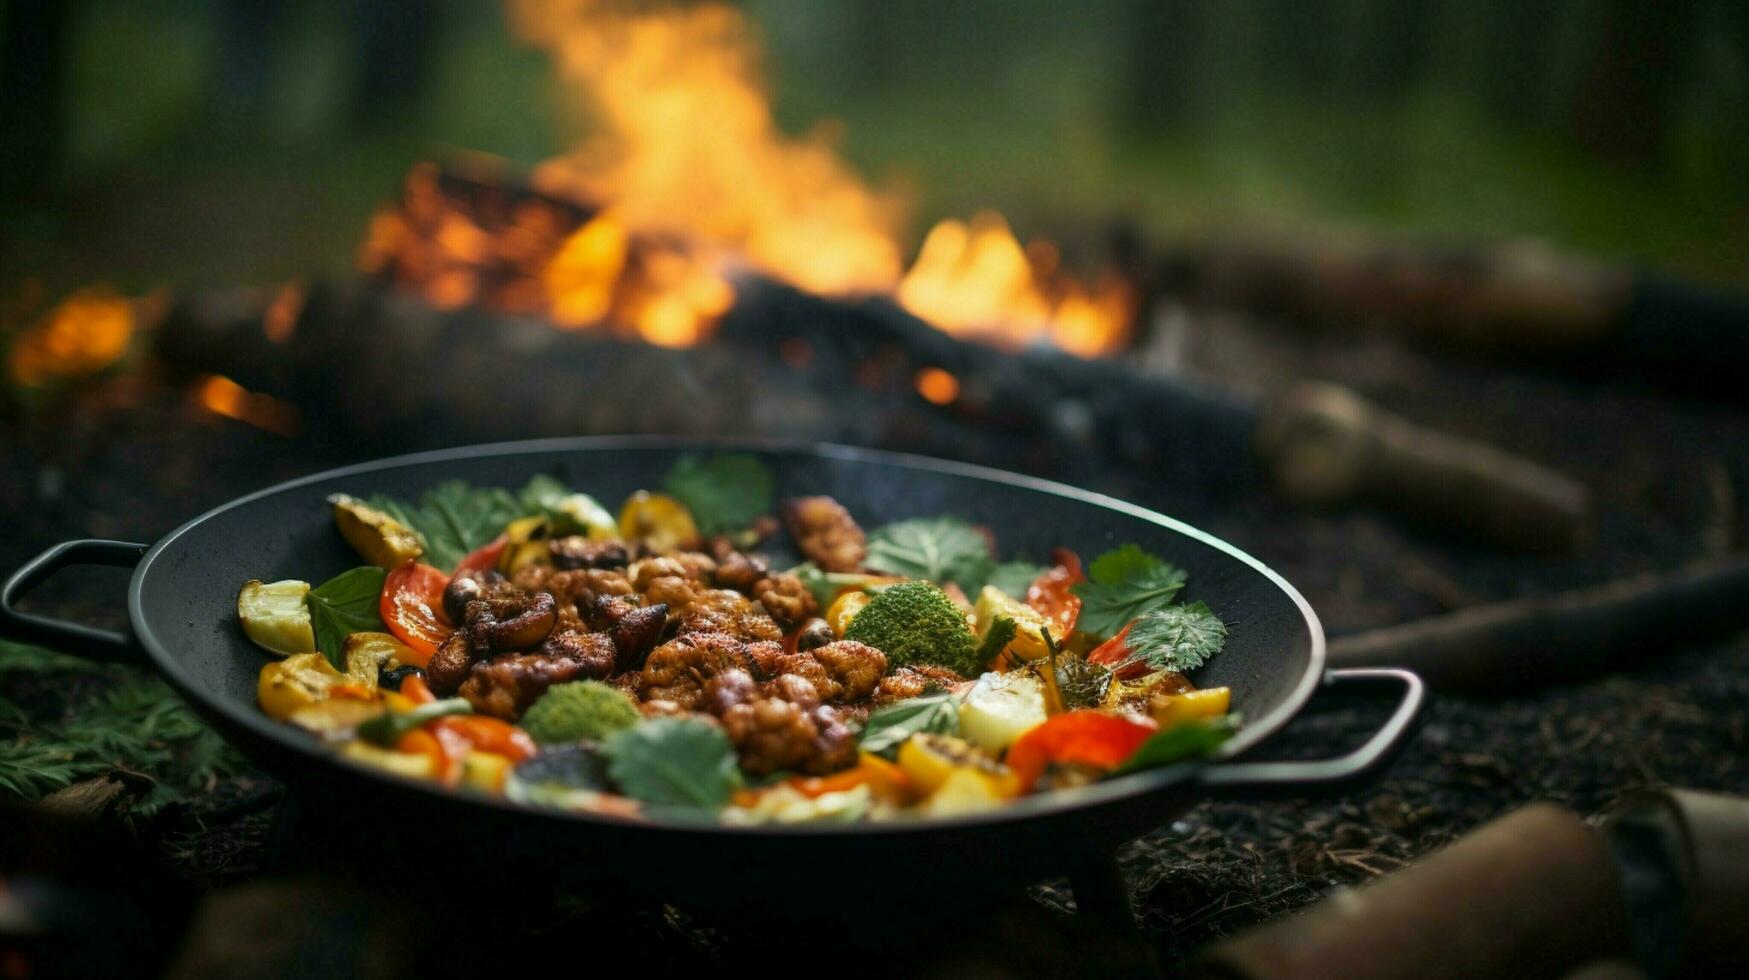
[0,539,148,663]
[1197,667,1426,797]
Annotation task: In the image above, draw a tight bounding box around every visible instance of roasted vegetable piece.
[1086,622,1146,679]
[434,716,538,763]
[842,582,979,677]
[617,491,701,553]
[973,586,1053,663]
[340,741,437,780]
[1005,711,1157,793]
[380,563,453,662]
[329,493,424,568]
[787,752,914,805]
[824,589,869,636]
[1150,687,1232,729]
[237,579,316,656]
[340,631,413,690]
[497,516,554,574]
[287,698,385,741]
[461,751,514,793]
[358,697,472,746]
[397,726,466,786]
[958,671,1048,752]
[897,734,1020,799]
[520,680,642,744]
[257,653,346,719]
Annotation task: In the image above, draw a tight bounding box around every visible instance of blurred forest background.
[2,0,1746,301]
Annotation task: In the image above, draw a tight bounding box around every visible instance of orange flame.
[193,374,304,436]
[364,1,1132,356]
[7,287,144,387]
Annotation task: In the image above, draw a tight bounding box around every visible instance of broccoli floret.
[520,680,641,745]
[844,581,978,677]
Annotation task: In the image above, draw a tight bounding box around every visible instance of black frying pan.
[1,438,1422,927]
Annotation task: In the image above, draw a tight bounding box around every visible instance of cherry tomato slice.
[1026,547,1084,636]
[1006,710,1155,793]
[1087,621,1150,680]
[398,674,437,705]
[380,562,453,664]
[452,536,506,576]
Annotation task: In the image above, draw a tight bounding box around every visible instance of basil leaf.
[1124,601,1227,674]
[1112,715,1239,775]
[1070,544,1188,639]
[603,717,741,812]
[865,516,993,590]
[662,453,774,534]
[306,567,388,669]
[985,561,1046,599]
[369,481,524,570]
[857,692,960,758]
[519,475,616,536]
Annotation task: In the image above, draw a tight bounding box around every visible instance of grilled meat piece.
[874,664,967,703]
[811,640,887,702]
[466,591,557,653]
[753,571,818,630]
[605,602,668,671]
[793,618,834,652]
[459,631,616,719]
[675,589,784,643]
[712,551,770,593]
[782,496,866,572]
[763,673,823,708]
[637,631,755,710]
[550,537,629,570]
[701,667,759,716]
[425,631,477,696]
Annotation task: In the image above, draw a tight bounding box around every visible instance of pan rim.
[128,435,1325,837]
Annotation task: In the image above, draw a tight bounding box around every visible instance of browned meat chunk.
[424,631,477,696]
[712,551,769,593]
[605,602,668,671]
[782,496,866,572]
[763,651,840,700]
[721,695,857,776]
[753,571,818,630]
[675,589,783,643]
[744,640,784,678]
[763,673,822,708]
[701,667,759,716]
[874,664,967,703]
[550,537,629,570]
[811,640,887,702]
[458,631,615,719]
[643,575,700,613]
[793,618,834,652]
[637,632,754,710]
[466,592,557,653]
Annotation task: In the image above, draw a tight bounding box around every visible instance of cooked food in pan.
[238,454,1238,822]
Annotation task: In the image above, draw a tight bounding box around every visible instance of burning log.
[1192,804,1634,980]
[1327,556,1749,694]
[155,275,1589,552]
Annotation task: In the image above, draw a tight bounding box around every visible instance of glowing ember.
[193,374,303,436]
[913,367,961,406]
[7,287,145,387]
[362,1,1133,356]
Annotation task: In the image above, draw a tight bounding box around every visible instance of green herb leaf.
[985,560,1047,599]
[1112,715,1239,775]
[519,475,616,536]
[603,717,742,812]
[865,516,993,589]
[1070,544,1188,638]
[1124,601,1227,674]
[358,698,471,746]
[857,692,961,758]
[368,481,524,571]
[788,562,900,608]
[662,454,774,534]
[973,616,1018,669]
[516,474,571,513]
[306,566,389,669]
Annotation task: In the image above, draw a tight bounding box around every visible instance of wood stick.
[1192,804,1633,980]
[1327,557,1749,694]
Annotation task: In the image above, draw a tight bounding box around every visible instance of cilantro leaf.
[857,692,961,758]
[1112,715,1239,775]
[985,560,1047,599]
[865,516,993,590]
[662,454,774,534]
[368,481,524,570]
[603,716,742,812]
[1070,544,1188,638]
[1124,601,1228,674]
[306,566,388,669]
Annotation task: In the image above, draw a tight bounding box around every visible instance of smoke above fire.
[366,0,1133,354]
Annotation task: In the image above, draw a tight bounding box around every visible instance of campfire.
[357,0,1135,356]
